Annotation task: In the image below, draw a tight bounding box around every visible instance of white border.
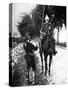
[0,0,68,90]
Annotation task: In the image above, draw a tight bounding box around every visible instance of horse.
[39,30,57,76]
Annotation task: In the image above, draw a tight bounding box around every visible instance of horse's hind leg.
[49,54,52,75]
[44,55,48,76]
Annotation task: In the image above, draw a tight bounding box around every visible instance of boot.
[53,50,57,56]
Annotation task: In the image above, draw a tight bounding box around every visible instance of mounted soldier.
[39,14,57,76]
[40,14,57,56]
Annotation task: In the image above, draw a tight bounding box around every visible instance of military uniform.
[40,22,53,35]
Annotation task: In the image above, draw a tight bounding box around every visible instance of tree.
[17,14,32,36]
[42,5,66,28]
[17,14,38,39]
[51,6,66,42]
[32,5,45,36]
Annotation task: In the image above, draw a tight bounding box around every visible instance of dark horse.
[39,32,57,76]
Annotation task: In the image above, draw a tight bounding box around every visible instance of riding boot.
[53,50,57,56]
[51,38,57,56]
[53,47,57,56]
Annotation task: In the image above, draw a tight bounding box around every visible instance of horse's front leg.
[40,51,43,71]
[49,54,52,75]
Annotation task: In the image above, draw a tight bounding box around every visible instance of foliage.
[45,5,66,28]
[17,14,38,38]
[32,5,44,30]
[10,43,27,86]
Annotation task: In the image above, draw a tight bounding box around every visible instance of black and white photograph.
[9,3,67,87]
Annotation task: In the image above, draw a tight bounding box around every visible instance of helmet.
[45,14,49,21]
